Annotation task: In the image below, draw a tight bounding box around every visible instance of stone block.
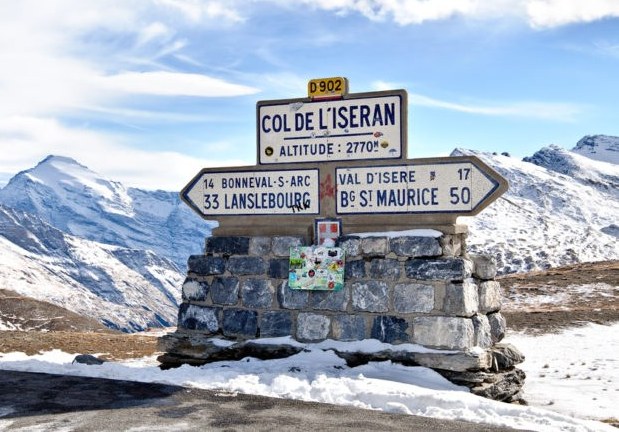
[249,236,271,256]
[361,237,389,256]
[222,309,258,339]
[405,257,473,281]
[227,256,266,275]
[309,288,350,311]
[269,258,290,279]
[177,303,220,333]
[210,277,240,305]
[351,281,389,312]
[414,351,492,372]
[413,316,475,350]
[390,236,442,257]
[205,236,250,255]
[442,280,479,317]
[488,312,506,343]
[241,279,274,309]
[336,236,362,257]
[479,281,502,313]
[473,314,493,348]
[491,344,525,369]
[259,311,293,338]
[181,278,209,302]
[331,315,366,341]
[297,313,330,342]
[371,316,409,344]
[188,255,225,276]
[471,255,498,280]
[272,236,304,257]
[368,258,401,280]
[277,281,309,309]
[345,259,366,279]
[393,283,434,313]
[440,234,463,257]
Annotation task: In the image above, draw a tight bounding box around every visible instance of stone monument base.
[157,232,525,402]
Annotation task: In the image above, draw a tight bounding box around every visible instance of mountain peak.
[572,135,619,164]
[39,154,83,166]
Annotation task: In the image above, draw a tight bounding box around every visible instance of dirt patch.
[0,330,160,360]
[0,288,108,332]
[499,260,619,334]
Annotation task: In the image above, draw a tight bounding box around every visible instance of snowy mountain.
[457,145,619,273]
[0,143,617,330]
[572,135,619,164]
[0,156,213,270]
[0,205,183,331]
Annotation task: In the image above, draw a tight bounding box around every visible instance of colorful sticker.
[289,246,345,291]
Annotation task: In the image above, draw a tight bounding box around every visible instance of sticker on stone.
[289,246,345,291]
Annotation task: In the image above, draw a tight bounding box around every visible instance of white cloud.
[0,116,249,191]
[526,0,619,28]
[298,0,619,28]
[371,81,583,121]
[98,71,260,97]
[156,0,245,24]
[136,22,174,47]
[408,93,582,122]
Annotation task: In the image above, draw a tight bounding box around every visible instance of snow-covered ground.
[1,323,616,432]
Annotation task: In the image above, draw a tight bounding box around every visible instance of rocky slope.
[0,205,183,331]
[0,155,212,270]
[457,144,619,273]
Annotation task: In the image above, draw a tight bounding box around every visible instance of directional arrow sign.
[335,158,507,215]
[181,168,320,217]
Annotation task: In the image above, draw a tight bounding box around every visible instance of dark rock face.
[177,304,220,333]
[259,311,292,338]
[181,278,209,302]
[72,354,105,365]
[241,279,274,309]
[269,258,290,279]
[227,257,267,275]
[205,236,250,255]
[210,277,240,305]
[405,258,472,281]
[371,315,409,344]
[344,259,366,279]
[390,236,442,257]
[222,309,258,338]
[188,255,225,275]
[368,259,401,280]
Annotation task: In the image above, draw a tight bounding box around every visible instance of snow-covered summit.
[523,144,619,198]
[572,135,619,164]
[454,146,619,273]
[0,155,212,269]
[8,155,134,217]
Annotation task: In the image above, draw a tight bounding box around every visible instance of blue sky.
[1,0,618,190]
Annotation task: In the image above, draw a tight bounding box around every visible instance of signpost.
[257,90,407,164]
[335,160,502,214]
[180,77,508,238]
[181,168,320,217]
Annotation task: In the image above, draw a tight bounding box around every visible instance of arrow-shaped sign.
[179,156,508,237]
[335,158,506,215]
[181,168,320,218]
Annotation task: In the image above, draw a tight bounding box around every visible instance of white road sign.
[335,161,503,214]
[181,169,320,217]
[257,90,406,164]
